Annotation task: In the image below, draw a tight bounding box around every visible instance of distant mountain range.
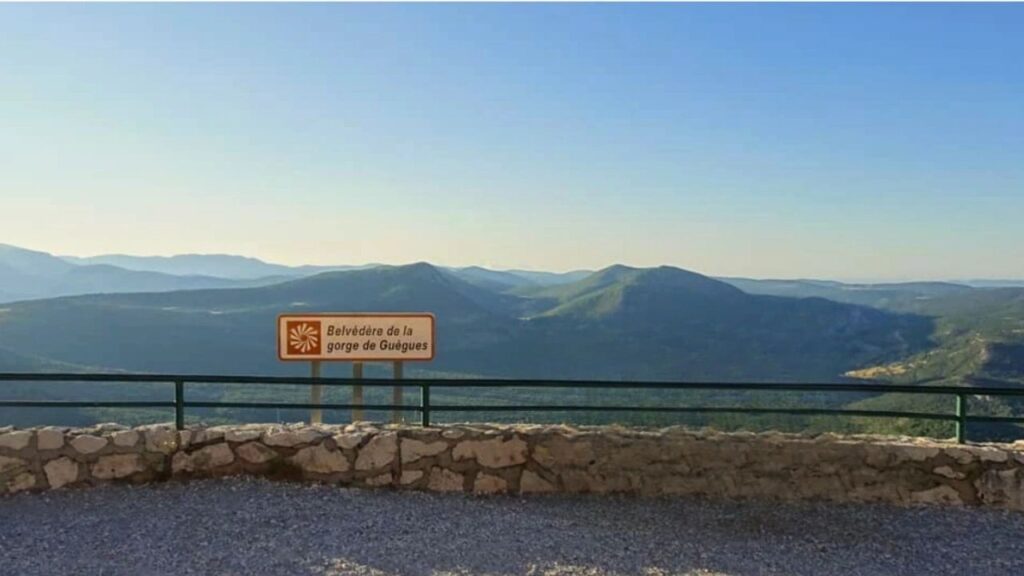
[3,241,1024,438]
[0,244,590,304]
[0,259,930,381]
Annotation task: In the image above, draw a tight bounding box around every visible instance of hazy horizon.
[5,240,1021,285]
[3,4,1022,281]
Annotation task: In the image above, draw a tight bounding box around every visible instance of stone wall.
[2,423,1024,509]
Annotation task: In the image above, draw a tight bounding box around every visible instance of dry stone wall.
[2,423,1024,510]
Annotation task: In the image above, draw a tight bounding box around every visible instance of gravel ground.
[2,478,1023,576]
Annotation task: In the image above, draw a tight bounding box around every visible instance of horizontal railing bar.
[424,405,959,421]
[0,400,959,423]
[2,372,1023,397]
[0,401,175,408]
[184,402,413,411]
[965,415,1024,424]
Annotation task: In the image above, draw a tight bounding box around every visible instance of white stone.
[236,442,280,465]
[473,473,508,494]
[225,429,263,443]
[36,428,65,451]
[264,428,325,448]
[366,473,393,487]
[533,437,595,469]
[112,430,140,448]
[400,470,424,485]
[977,448,1010,463]
[71,435,108,454]
[290,444,349,474]
[0,431,32,451]
[355,433,398,471]
[91,454,145,480]
[7,472,36,493]
[333,432,367,450]
[0,455,28,475]
[911,485,964,506]
[400,439,448,464]
[144,427,179,454]
[520,470,556,493]
[44,457,79,489]
[174,444,235,473]
[441,429,465,440]
[427,468,464,492]
[452,436,528,468]
[933,466,966,480]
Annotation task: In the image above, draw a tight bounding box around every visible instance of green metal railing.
[2,372,1024,443]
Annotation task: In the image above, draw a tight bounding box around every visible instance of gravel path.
[2,478,1023,576]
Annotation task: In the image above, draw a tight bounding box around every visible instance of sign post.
[277,313,435,424]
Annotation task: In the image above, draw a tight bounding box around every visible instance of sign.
[277,313,435,362]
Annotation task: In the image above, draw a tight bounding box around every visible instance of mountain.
[62,253,372,279]
[447,266,594,292]
[0,244,278,303]
[504,266,933,381]
[720,277,974,310]
[0,262,933,383]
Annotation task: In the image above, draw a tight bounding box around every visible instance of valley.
[1,243,1023,440]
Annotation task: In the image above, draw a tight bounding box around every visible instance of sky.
[1,4,1022,281]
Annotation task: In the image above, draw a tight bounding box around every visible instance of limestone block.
[264,428,326,448]
[236,442,280,465]
[333,432,368,450]
[427,467,464,492]
[36,428,65,451]
[910,485,964,506]
[290,444,349,474]
[400,439,448,464]
[7,472,37,493]
[71,435,108,455]
[533,436,595,469]
[976,448,1010,463]
[111,430,140,448]
[355,433,398,471]
[0,431,32,451]
[92,454,145,480]
[144,427,179,454]
[366,473,393,487]
[520,470,555,493]
[452,436,527,468]
[224,428,264,443]
[473,473,508,494]
[0,455,28,475]
[44,457,79,489]
[933,465,966,480]
[175,443,235,474]
[400,470,424,485]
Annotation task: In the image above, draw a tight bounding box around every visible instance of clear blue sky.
[1,3,1021,280]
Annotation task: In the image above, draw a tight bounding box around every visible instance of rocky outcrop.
[3,423,1024,510]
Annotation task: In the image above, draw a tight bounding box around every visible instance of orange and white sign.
[277,313,435,362]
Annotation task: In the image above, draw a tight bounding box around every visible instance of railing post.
[392,360,403,424]
[174,380,185,431]
[420,383,430,427]
[352,362,364,422]
[955,392,967,444]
